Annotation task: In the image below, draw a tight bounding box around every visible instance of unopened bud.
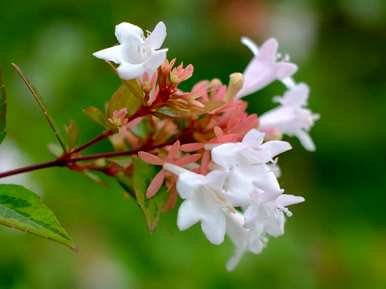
[209,78,222,89]
[225,73,244,101]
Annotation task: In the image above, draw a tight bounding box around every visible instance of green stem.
[11,63,67,152]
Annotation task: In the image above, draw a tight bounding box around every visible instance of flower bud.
[225,73,244,101]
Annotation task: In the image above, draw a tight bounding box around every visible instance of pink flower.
[170,63,194,84]
[237,38,297,98]
[138,141,201,198]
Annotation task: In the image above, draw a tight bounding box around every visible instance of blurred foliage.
[0,0,386,288]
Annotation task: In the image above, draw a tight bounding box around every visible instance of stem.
[11,63,67,152]
[0,159,64,178]
[69,141,173,162]
[0,140,174,179]
[69,130,113,155]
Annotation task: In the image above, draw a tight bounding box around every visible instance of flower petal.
[275,62,298,79]
[206,170,227,191]
[296,130,316,151]
[211,143,243,169]
[146,170,165,198]
[261,140,292,158]
[115,22,144,44]
[242,129,265,146]
[279,83,309,107]
[145,21,167,49]
[138,151,164,165]
[259,38,278,62]
[276,194,305,207]
[201,212,226,245]
[175,154,201,166]
[176,170,204,199]
[116,62,145,80]
[177,200,201,230]
[93,45,123,64]
[180,143,204,152]
[144,48,168,75]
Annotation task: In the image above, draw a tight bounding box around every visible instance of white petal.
[116,62,145,80]
[143,48,168,75]
[206,170,227,191]
[280,83,309,107]
[211,143,243,169]
[201,212,226,245]
[264,212,286,237]
[238,58,273,97]
[176,171,204,199]
[259,106,293,130]
[115,22,144,44]
[145,21,167,49]
[275,62,297,79]
[258,38,278,62]
[243,205,258,227]
[261,140,292,158]
[240,147,272,164]
[225,212,248,271]
[276,194,305,207]
[248,165,282,193]
[241,37,259,55]
[242,129,265,146]
[177,200,201,230]
[296,130,316,151]
[93,45,123,64]
[226,247,245,271]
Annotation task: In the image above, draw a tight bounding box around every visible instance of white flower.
[93,21,168,80]
[210,129,291,206]
[237,37,298,98]
[225,189,304,271]
[225,211,267,271]
[163,163,229,245]
[259,83,319,151]
[244,189,305,237]
[211,129,291,168]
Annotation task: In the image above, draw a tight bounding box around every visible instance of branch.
[11,63,67,152]
[69,130,114,155]
[0,140,174,179]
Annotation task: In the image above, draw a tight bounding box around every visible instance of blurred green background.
[1,0,386,288]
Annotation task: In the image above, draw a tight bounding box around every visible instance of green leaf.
[0,184,75,249]
[107,84,142,117]
[116,158,168,232]
[0,69,7,144]
[83,106,109,128]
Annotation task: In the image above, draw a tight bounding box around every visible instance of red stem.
[0,140,174,179]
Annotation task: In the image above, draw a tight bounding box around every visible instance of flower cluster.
[93,21,319,270]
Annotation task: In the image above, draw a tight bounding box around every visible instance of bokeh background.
[0,0,386,288]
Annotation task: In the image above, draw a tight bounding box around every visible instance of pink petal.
[180,143,204,152]
[200,150,210,175]
[162,178,178,211]
[146,170,165,198]
[167,140,181,160]
[214,126,224,137]
[175,153,202,166]
[138,151,164,166]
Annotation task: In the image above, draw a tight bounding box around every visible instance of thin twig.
[69,130,114,155]
[0,140,174,179]
[11,63,67,152]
